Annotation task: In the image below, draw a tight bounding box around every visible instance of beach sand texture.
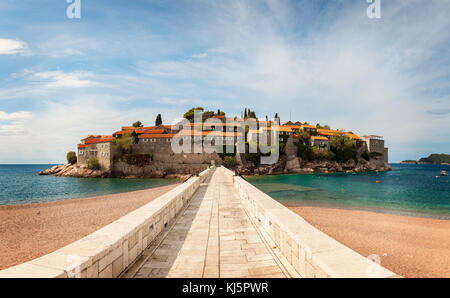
[288,205,450,278]
[0,183,179,270]
[1,183,448,278]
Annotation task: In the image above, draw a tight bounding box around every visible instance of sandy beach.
[0,183,179,270]
[287,205,450,278]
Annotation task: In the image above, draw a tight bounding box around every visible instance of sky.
[0,0,449,163]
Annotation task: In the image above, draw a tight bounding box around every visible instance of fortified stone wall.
[111,141,223,177]
[77,142,113,171]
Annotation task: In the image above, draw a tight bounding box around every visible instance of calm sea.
[0,164,177,205]
[247,164,450,219]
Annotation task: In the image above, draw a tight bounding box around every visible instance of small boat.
[441,171,448,176]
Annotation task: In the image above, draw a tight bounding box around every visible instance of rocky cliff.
[236,155,391,176]
[38,163,197,179]
[38,164,109,178]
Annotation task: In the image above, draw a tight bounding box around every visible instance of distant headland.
[401,154,450,165]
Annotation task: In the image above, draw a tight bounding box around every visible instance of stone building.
[310,136,330,150]
[361,135,389,163]
[78,136,115,171]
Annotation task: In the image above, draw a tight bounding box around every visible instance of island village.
[40,108,390,178]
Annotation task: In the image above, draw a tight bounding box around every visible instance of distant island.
[401,154,450,165]
[39,107,391,178]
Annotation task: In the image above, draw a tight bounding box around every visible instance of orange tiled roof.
[281,124,300,130]
[77,144,89,149]
[84,136,115,144]
[139,133,175,139]
[140,129,165,134]
[113,130,131,136]
[189,122,242,127]
[80,135,111,141]
[204,122,241,127]
[261,126,293,132]
[301,124,317,129]
[118,125,173,134]
[177,130,242,137]
[317,129,342,136]
[345,132,361,140]
[311,136,329,141]
[121,126,136,131]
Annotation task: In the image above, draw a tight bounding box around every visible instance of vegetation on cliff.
[114,154,152,167]
[87,158,100,170]
[329,133,357,163]
[114,133,134,153]
[66,151,77,165]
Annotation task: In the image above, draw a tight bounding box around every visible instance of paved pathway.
[127,167,287,278]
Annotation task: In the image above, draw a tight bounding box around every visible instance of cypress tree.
[155,114,162,126]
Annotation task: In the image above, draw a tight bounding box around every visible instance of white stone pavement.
[124,167,288,278]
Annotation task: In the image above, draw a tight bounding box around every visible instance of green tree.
[184,107,204,122]
[66,151,77,165]
[296,129,311,145]
[155,114,162,126]
[223,156,238,168]
[202,110,215,122]
[114,133,134,154]
[244,108,248,118]
[330,133,357,162]
[87,158,100,170]
[247,109,256,119]
[132,121,143,128]
[296,143,314,161]
[311,146,335,161]
[316,123,331,129]
[131,131,139,144]
[216,109,225,116]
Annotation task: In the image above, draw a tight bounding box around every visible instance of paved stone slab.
[130,167,286,278]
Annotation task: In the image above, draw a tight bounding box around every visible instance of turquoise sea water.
[0,164,177,205]
[247,164,450,219]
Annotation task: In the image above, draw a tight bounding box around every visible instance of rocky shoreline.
[236,156,391,176]
[39,156,390,179]
[38,164,191,180]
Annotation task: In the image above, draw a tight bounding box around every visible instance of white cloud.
[0,38,29,55]
[0,111,33,121]
[1,1,449,163]
[0,98,185,163]
[190,47,232,59]
[135,0,450,161]
[47,48,84,58]
[0,111,33,136]
[31,71,98,88]
[191,52,208,59]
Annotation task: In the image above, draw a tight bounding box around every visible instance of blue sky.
[0,0,449,163]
